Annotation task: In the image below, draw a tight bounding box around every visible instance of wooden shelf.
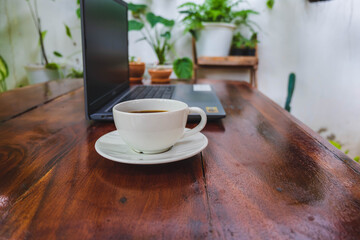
[191,38,259,87]
[197,56,258,67]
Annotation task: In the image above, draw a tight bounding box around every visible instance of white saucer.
[95,129,208,165]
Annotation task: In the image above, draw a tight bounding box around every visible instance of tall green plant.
[128,3,193,79]
[178,0,259,38]
[26,0,61,69]
[0,56,9,92]
[128,3,175,65]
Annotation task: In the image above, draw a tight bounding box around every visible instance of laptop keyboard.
[122,85,175,101]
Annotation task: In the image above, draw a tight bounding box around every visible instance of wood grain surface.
[0,78,83,122]
[0,79,359,239]
[197,56,258,67]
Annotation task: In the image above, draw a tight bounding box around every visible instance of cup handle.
[182,107,207,139]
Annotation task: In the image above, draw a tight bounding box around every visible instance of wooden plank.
[0,78,83,122]
[198,56,258,66]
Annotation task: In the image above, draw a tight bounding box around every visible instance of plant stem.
[65,49,82,60]
[140,32,153,50]
[27,0,48,65]
[26,0,39,30]
[38,19,49,65]
[0,81,7,92]
[140,15,156,47]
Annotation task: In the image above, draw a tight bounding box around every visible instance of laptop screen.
[81,0,129,116]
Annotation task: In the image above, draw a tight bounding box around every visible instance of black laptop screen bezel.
[80,0,130,119]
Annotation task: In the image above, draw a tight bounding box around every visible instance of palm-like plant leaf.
[146,12,174,28]
[128,20,144,31]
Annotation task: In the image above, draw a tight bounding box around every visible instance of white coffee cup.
[113,99,207,154]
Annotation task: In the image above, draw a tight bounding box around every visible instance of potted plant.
[24,0,65,84]
[129,56,146,83]
[128,3,174,83]
[230,33,258,56]
[0,55,9,92]
[128,3,193,83]
[178,0,258,57]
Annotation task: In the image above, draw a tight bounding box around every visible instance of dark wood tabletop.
[1,79,359,239]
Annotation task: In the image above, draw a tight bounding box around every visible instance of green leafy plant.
[128,3,193,79]
[66,68,83,78]
[128,3,175,65]
[26,0,61,70]
[129,56,137,63]
[178,0,259,38]
[0,55,9,92]
[232,32,258,49]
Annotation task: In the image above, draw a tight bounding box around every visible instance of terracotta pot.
[148,68,172,83]
[129,62,145,83]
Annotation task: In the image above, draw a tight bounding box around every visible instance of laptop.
[80,0,226,121]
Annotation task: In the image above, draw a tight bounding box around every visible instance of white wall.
[1,0,359,157]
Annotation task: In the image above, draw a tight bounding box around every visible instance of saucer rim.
[94,129,208,165]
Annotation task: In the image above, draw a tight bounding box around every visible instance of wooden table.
[1,79,360,239]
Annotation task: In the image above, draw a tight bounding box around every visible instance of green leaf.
[135,37,147,43]
[77,0,80,5]
[76,8,81,19]
[354,156,360,162]
[146,12,174,28]
[178,2,197,9]
[285,73,296,112]
[173,57,193,79]
[65,24,72,39]
[39,30,47,46]
[344,150,349,154]
[66,68,83,78]
[53,51,63,57]
[128,3,147,13]
[0,55,9,78]
[160,31,171,40]
[128,20,144,31]
[45,62,60,70]
[329,140,342,150]
[232,10,259,19]
[267,0,275,9]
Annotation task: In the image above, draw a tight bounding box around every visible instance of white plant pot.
[196,22,236,57]
[25,64,64,84]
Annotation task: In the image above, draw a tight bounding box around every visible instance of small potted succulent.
[129,56,146,83]
[230,33,258,56]
[178,0,259,57]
